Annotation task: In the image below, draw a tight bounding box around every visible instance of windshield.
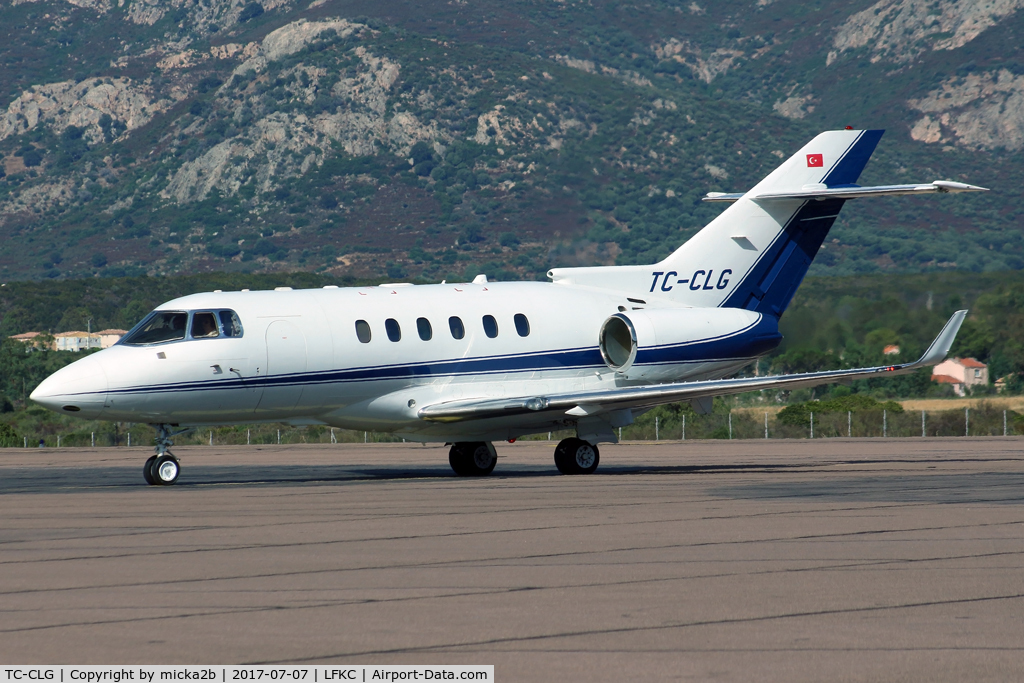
[121,308,244,345]
[122,311,188,346]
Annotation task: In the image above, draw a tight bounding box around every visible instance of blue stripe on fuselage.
[634,314,780,365]
[95,315,782,398]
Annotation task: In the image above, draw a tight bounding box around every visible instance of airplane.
[30,128,984,485]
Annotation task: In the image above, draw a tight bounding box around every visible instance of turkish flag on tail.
[806,153,823,167]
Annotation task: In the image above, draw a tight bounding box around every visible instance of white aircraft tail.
[657,128,883,316]
[549,129,984,318]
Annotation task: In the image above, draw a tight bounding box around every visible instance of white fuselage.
[31,280,776,442]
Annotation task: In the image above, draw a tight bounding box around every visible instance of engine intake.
[598,314,638,372]
[597,307,775,381]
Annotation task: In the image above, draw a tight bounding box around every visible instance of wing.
[418,310,967,423]
[703,181,988,203]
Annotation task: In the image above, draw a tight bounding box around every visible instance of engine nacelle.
[598,307,777,381]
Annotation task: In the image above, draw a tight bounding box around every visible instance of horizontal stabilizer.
[418,311,967,423]
[702,192,746,202]
[703,180,989,203]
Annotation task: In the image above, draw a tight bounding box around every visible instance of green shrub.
[0,423,19,447]
[21,149,43,167]
[777,395,904,426]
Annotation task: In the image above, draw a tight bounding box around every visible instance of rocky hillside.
[0,0,1022,281]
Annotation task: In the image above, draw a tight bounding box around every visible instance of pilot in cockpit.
[191,313,219,338]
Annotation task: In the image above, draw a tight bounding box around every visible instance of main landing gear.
[143,424,190,486]
[447,438,600,476]
[554,437,600,475]
[449,441,498,476]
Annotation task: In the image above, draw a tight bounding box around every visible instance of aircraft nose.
[30,356,108,418]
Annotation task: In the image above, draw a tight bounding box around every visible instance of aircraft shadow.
[3,464,1023,506]
[0,461,808,493]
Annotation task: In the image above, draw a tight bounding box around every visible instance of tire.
[467,442,497,475]
[449,444,471,476]
[143,455,157,485]
[449,442,497,476]
[151,454,180,485]
[554,438,600,475]
[553,438,575,474]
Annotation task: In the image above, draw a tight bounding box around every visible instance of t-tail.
[549,129,987,317]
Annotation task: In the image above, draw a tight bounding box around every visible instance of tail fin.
[549,129,983,315]
[660,129,883,317]
[549,130,882,310]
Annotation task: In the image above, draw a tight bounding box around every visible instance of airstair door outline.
[256,320,307,412]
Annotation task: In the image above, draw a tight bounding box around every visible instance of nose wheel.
[147,454,181,485]
[554,438,600,474]
[144,424,190,486]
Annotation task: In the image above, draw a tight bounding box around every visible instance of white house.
[13,329,126,352]
[53,332,103,352]
[10,331,48,350]
[932,357,988,396]
[96,329,127,349]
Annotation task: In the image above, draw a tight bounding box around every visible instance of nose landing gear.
[144,425,190,486]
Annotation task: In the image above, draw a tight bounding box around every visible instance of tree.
[20,149,42,167]
[0,423,19,447]
[499,232,520,248]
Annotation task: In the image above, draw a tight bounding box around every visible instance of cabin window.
[449,316,465,340]
[355,320,372,343]
[417,317,432,341]
[385,318,402,342]
[514,313,530,337]
[190,312,220,339]
[219,310,243,337]
[121,311,188,346]
[482,315,498,338]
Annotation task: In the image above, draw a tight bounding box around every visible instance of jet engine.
[598,307,777,381]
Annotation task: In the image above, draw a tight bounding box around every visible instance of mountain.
[0,0,1021,282]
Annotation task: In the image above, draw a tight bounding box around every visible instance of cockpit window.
[121,311,188,346]
[191,312,220,339]
[121,308,244,346]
[219,310,243,337]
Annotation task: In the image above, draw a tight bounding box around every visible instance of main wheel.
[449,442,497,476]
[150,454,181,485]
[554,438,600,475]
[448,444,470,476]
[143,455,157,485]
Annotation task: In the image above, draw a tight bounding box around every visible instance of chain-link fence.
[26,424,412,448]
[617,404,1017,441]
[12,404,1022,448]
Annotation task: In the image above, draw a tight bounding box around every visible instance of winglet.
[910,310,968,368]
[933,181,989,193]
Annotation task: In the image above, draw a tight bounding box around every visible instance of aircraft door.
[256,319,307,412]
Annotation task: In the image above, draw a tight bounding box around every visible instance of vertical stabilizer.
[660,129,883,316]
[548,130,885,316]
